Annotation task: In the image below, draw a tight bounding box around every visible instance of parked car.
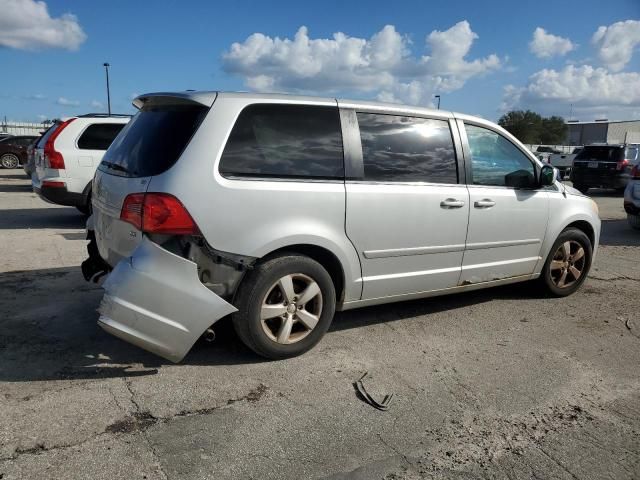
[0,135,39,169]
[82,91,601,363]
[549,147,582,179]
[23,129,51,178]
[570,144,640,194]
[32,114,130,214]
[624,164,640,229]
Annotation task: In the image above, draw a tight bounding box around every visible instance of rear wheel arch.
[254,244,345,305]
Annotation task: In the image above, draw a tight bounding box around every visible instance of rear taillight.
[120,193,199,235]
[44,118,76,169]
[616,158,630,171]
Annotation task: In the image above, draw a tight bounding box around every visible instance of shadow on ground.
[0,264,550,383]
[0,183,33,193]
[0,207,85,229]
[599,219,640,247]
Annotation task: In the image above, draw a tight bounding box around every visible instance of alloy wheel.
[260,273,323,344]
[1,154,19,169]
[549,240,586,288]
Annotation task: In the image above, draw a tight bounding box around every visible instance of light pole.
[434,95,441,110]
[103,62,111,115]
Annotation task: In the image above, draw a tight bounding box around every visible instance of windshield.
[99,104,208,177]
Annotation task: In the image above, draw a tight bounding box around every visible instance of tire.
[573,184,589,194]
[628,214,640,230]
[232,254,336,359]
[1,153,19,169]
[540,228,592,297]
[76,191,92,216]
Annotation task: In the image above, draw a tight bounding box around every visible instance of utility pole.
[434,95,441,110]
[103,62,111,115]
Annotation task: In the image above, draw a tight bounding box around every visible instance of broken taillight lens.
[120,193,199,235]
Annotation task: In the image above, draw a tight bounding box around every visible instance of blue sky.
[1,0,639,122]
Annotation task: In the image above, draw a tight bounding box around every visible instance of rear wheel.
[232,254,336,359]
[540,228,592,297]
[628,214,640,230]
[1,153,19,169]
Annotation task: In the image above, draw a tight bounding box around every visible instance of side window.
[219,104,344,179]
[465,124,535,187]
[356,113,457,184]
[77,123,126,150]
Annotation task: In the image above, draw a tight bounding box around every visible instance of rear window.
[36,125,57,148]
[99,105,208,177]
[357,113,458,184]
[77,123,126,150]
[219,104,344,180]
[624,146,639,163]
[575,146,624,162]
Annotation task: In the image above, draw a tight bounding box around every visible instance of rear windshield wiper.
[101,161,136,176]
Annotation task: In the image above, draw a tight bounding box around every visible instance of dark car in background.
[0,135,39,169]
[570,144,640,194]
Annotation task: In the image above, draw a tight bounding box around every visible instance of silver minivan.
[83,91,601,362]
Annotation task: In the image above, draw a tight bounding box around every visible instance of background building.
[566,119,640,145]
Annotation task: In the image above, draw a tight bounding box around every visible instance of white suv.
[32,114,130,214]
[83,91,601,362]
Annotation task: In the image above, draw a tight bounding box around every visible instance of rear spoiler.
[132,91,217,110]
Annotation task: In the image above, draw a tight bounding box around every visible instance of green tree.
[540,116,568,145]
[498,110,543,144]
[498,110,567,145]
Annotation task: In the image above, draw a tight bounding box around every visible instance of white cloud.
[222,22,501,106]
[24,93,46,100]
[529,27,575,58]
[502,64,640,119]
[0,0,86,50]
[592,20,640,72]
[89,100,104,109]
[56,97,80,107]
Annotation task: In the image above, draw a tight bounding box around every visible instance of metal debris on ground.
[353,372,394,411]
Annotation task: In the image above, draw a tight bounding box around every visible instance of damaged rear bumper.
[98,237,238,363]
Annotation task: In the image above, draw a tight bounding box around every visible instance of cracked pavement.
[0,170,639,479]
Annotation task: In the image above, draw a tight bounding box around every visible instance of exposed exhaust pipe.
[204,328,216,343]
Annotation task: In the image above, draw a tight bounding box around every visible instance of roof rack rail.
[77,113,132,118]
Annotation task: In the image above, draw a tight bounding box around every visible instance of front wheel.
[1,153,20,169]
[540,228,592,297]
[232,254,336,359]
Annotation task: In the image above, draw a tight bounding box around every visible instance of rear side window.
[77,123,126,150]
[100,105,208,177]
[219,104,344,179]
[575,146,623,162]
[356,113,457,184]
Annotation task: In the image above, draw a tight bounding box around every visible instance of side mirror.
[539,164,556,187]
[505,169,536,189]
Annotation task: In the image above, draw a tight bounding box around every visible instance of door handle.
[440,198,466,209]
[474,199,496,208]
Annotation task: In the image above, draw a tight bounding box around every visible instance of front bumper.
[98,237,238,363]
